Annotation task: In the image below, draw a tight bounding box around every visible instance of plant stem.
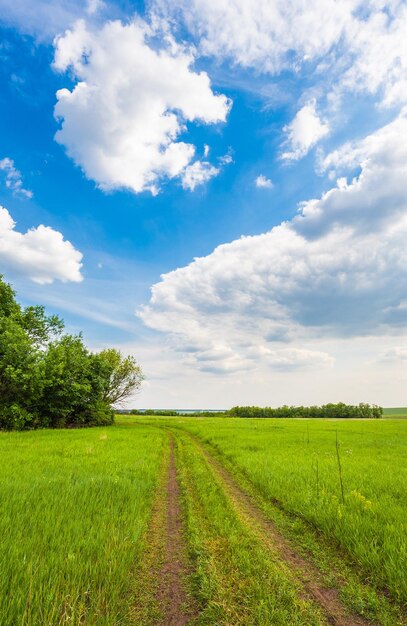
[335,431,345,505]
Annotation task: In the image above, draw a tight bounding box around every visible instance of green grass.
[174,430,326,625]
[0,424,165,625]
[130,416,407,608]
[1,417,406,625]
[383,407,407,418]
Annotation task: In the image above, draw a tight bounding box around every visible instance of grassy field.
[155,417,407,601]
[0,417,406,625]
[383,407,407,417]
[133,416,407,624]
[0,424,165,625]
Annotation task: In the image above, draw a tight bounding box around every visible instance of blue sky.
[1,0,407,407]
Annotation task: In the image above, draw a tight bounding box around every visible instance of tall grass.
[175,432,325,625]
[136,416,407,604]
[0,425,164,625]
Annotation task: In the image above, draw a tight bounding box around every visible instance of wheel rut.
[188,433,374,626]
[155,435,196,626]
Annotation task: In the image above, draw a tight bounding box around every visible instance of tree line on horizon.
[130,403,383,419]
[227,403,383,418]
[0,276,143,431]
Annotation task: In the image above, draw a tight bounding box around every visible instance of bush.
[0,404,34,431]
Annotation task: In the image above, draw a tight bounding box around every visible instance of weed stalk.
[335,431,345,505]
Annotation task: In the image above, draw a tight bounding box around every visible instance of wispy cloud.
[0,157,32,198]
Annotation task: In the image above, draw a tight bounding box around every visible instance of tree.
[0,275,144,430]
[95,349,144,405]
[38,335,113,427]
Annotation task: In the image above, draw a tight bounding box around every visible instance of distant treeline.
[228,403,383,419]
[129,403,383,419]
[130,409,219,417]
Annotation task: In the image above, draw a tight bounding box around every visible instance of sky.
[1,0,407,408]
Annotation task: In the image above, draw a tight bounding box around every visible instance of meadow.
[154,417,407,600]
[0,424,165,625]
[0,416,406,625]
[383,407,407,418]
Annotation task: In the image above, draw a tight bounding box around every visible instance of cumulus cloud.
[139,110,407,373]
[255,174,273,189]
[53,18,231,195]
[0,206,83,284]
[0,157,32,198]
[181,160,220,191]
[282,102,330,161]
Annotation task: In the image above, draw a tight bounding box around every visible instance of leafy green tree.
[38,335,112,427]
[95,349,144,405]
[0,275,143,430]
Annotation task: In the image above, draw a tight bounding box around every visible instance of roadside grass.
[0,424,164,626]
[126,416,407,615]
[174,430,328,625]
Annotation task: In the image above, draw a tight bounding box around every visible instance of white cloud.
[218,153,233,165]
[0,207,83,284]
[341,4,407,108]
[153,0,360,74]
[0,157,32,198]
[153,1,407,114]
[86,0,104,16]
[53,18,231,195]
[181,160,220,191]
[380,346,407,363]
[255,174,273,189]
[139,111,407,374]
[282,102,330,161]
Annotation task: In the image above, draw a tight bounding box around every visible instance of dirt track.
[155,436,195,625]
[188,433,373,626]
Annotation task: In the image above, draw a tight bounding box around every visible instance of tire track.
[155,435,196,626]
[187,432,373,626]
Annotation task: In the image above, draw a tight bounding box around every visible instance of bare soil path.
[188,432,373,626]
[155,435,196,626]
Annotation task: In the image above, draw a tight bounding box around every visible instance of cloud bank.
[140,110,407,373]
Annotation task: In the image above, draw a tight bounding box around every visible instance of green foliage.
[96,348,144,405]
[130,409,180,416]
[228,403,383,419]
[0,276,142,430]
[129,409,227,416]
